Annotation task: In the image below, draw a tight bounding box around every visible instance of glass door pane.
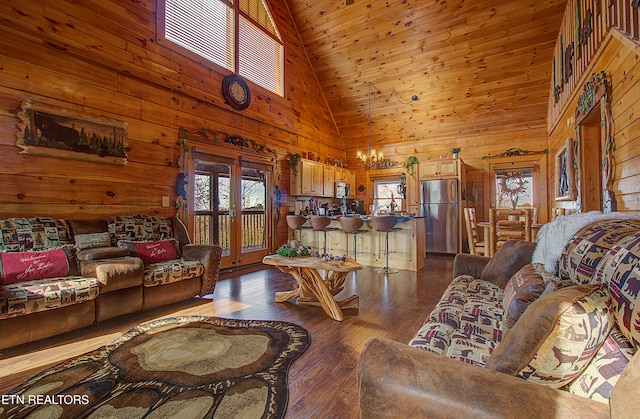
[239,165,270,265]
[217,170,231,256]
[194,154,272,268]
[195,162,232,266]
[194,173,212,244]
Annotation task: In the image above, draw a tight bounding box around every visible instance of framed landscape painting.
[16,100,128,165]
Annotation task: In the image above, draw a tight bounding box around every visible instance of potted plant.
[450,147,461,159]
[403,155,419,177]
[289,152,301,175]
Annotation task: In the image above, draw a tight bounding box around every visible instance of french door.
[193,151,272,269]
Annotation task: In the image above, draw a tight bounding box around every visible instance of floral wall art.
[496,171,532,209]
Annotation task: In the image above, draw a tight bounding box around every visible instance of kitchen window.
[373,180,404,213]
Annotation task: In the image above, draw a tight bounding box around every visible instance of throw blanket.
[532,211,640,273]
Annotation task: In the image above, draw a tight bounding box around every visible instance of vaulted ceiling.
[286,0,568,154]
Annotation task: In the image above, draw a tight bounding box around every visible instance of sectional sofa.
[0,215,222,349]
[359,213,640,418]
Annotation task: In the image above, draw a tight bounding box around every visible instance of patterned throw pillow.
[0,248,79,284]
[559,219,640,285]
[74,232,111,250]
[118,239,180,265]
[0,217,74,252]
[502,263,569,331]
[566,327,634,403]
[481,239,536,288]
[106,215,173,245]
[502,264,545,331]
[592,231,640,349]
[486,284,614,388]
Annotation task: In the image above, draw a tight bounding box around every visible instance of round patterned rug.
[2,316,310,418]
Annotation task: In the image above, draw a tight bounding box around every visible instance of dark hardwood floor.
[0,255,455,418]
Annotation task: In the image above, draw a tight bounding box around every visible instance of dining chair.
[553,208,565,219]
[463,207,486,256]
[531,207,538,224]
[513,207,538,223]
[552,207,576,220]
[488,208,532,256]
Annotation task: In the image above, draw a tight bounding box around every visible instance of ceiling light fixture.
[356,83,384,170]
[356,83,418,170]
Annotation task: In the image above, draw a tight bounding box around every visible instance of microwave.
[335,182,348,199]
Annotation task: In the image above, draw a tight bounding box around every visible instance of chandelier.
[356,83,417,170]
[356,148,384,170]
[356,83,385,170]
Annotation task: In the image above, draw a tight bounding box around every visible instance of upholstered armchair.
[105,215,222,310]
[169,216,223,297]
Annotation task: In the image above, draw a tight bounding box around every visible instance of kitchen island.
[289,215,426,272]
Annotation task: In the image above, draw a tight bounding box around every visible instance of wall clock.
[222,74,251,110]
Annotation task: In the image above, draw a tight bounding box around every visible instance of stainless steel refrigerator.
[420,179,459,254]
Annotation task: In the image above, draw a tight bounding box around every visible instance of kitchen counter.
[288,215,425,271]
[289,213,424,221]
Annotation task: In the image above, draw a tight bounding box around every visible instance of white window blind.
[239,15,284,96]
[165,0,234,71]
[239,0,281,40]
[162,0,284,97]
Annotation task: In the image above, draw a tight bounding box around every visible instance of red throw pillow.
[1,249,71,284]
[119,240,178,264]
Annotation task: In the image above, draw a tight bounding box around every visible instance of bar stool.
[311,216,338,255]
[339,217,368,261]
[286,215,308,242]
[371,215,400,274]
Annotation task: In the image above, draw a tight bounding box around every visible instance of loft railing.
[194,209,266,252]
[548,0,640,129]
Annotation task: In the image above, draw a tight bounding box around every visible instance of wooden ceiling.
[286,0,568,154]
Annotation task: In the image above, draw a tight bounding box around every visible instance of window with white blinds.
[162,0,284,96]
[164,0,234,71]
[238,15,283,95]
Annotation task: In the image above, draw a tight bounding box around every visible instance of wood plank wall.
[2,0,639,247]
[0,0,345,248]
[547,0,640,128]
[547,0,640,213]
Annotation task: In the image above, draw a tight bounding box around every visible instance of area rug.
[2,316,310,418]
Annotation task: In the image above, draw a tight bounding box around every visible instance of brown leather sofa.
[358,216,640,418]
[0,215,221,350]
[358,336,637,418]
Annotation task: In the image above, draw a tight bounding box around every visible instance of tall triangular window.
[160,0,284,96]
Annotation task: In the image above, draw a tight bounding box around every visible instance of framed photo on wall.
[16,100,128,165]
[555,137,576,201]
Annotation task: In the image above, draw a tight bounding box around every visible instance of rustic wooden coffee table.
[262,255,363,321]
